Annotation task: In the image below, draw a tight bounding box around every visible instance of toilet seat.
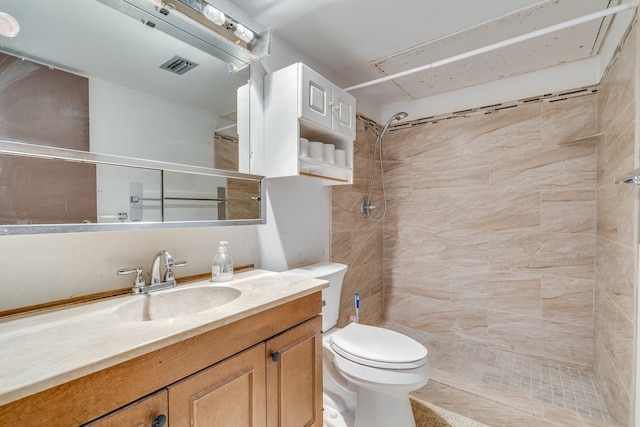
[330,323,427,369]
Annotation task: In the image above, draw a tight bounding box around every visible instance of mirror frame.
[0,138,266,235]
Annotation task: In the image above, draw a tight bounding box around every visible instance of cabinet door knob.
[271,351,281,362]
[151,414,167,427]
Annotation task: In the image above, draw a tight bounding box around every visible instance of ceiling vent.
[159,55,198,75]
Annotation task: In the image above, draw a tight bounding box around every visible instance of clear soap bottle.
[212,241,233,282]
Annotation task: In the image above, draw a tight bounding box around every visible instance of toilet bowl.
[285,262,429,427]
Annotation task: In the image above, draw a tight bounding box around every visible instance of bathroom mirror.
[0,139,265,234]
[0,0,265,233]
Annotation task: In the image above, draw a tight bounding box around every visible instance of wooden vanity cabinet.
[0,292,322,427]
[169,343,266,426]
[83,390,168,427]
[166,315,323,427]
[266,317,322,427]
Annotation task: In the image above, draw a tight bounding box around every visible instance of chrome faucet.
[117,250,186,294]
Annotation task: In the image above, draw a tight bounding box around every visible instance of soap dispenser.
[212,241,233,282]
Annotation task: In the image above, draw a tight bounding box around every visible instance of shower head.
[390,112,409,122]
[378,112,408,139]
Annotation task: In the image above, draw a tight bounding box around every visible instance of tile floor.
[382,322,619,426]
[437,343,612,424]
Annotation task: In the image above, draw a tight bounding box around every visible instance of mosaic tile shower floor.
[382,323,617,425]
[434,343,613,424]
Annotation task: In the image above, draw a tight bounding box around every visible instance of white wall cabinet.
[265,63,355,185]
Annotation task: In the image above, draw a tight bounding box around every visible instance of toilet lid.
[330,323,428,369]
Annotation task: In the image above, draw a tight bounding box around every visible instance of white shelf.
[298,156,352,183]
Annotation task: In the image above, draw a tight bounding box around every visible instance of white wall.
[0,226,260,311]
[258,176,331,272]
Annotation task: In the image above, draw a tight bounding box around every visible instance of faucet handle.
[117,266,146,291]
[164,261,186,282]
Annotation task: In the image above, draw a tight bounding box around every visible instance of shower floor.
[382,322,618,427]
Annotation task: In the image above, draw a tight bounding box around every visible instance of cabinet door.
[299,64,332,129]
[331,85,356,140]
[169,343,266,427]
[266,316,322,427]
[83,390,168,427]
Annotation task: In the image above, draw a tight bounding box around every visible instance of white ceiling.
[231,0,635,121]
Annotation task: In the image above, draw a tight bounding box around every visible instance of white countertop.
[0,269,327,407]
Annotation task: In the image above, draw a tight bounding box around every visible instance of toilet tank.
[284,262,347,332]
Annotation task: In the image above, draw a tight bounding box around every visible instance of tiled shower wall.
[331,119,385,327]
[330,21,639,427]
[381,94,598,368]
[594,21,638,425]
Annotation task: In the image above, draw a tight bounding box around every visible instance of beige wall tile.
[447,190,540,232]
[541,276,594,326]
[385,189,453,231]
[595,237,635,320]
[594,288,617,356]
[384,259,451,299]
[596,182,636,247]
[612,310,634,392]
[337,259,383,327]
[489,143,595,192]
[594,341,631,424]
[413,165,490,190]
[383,291,412,326]
[617,26,637,113]
[541,189,595,233]
[350,228,383,266]
[489,230,595,279]
[413,229,488,266]
[487,311,593,365]
[602,123,635,184]
[452,267,542,316]
[412,295,488,343]
[541,95,598,146]
[330,230,351,265]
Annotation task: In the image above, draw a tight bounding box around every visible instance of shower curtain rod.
[344,1,639,92]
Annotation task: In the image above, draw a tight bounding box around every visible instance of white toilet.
[286,262,429,427]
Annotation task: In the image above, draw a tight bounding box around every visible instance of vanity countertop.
[0,269,327,407]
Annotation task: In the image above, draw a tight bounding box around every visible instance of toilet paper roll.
[335,149,346,166]
[299,137,309,157]
[323,144,335,163]
[309,141,324,160]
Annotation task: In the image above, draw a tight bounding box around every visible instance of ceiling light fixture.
[0,11,20,38]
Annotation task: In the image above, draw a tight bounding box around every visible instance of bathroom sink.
[114,285,241,321]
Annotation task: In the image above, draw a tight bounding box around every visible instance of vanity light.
[0,12,20,38]
[169,0,259,46]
